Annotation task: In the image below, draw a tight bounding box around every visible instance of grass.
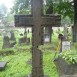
[0,48,59,77]
[0,30,70,77]
[0,51,31,77]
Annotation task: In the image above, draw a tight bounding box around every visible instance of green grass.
[0,49,59,77]
[0,30,72,77]
[0,51,31,77]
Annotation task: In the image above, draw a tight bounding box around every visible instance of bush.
[0,48,15,56]
[59,49,77,64]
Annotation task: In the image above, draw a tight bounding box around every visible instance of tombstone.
[14,0,61,77]
[44,26,53,43]
[0,62,7,71]
[44,34,50,43]
[10,41,16,47]
[10,31,16,41]
[26,38,30,45]
[2,36,10,49]
[62,41,70,51]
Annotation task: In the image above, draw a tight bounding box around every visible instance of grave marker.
[10,32,16,41]
[44,34,50,43]
[62,41,70,51]
[2,36,10,49]
[15,0,61,77]
[0,62,7,71]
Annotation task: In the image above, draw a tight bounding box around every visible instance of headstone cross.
[15,0,61,77]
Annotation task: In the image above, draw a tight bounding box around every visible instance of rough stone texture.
[10,32,16,41]
[2,36,10,49]
[0,62,7,71]
[26,38,30,45]
[54,57,77,77]
[10,41,16,47]
[14,0,61,77]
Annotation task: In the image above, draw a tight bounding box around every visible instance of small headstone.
[0,62,7,71]
[10,32,16,41]
[26,38,30,45]
[62,41,70,51]
[2,36,10,49]
[44,34,50,43]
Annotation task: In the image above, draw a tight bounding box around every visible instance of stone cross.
[14,0,61,77]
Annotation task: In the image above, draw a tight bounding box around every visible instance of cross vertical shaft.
[32,0,44,77]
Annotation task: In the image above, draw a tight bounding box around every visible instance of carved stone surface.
[0,62,7,70]
[14,0,61,77]
[15,15,61,27]
[2,36,10,49]
[10,32,16,41]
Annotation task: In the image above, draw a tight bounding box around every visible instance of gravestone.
[14,0,61,77]
[44,27,51,43]
[0,62,7,71]
[26,38,30,45]
[62,41,70,51]
[44,34,50,43]
[2,36,10,49]
[10,32,16,41]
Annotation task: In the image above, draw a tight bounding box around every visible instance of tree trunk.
[73,0,77,42]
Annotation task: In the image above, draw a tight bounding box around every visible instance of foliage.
[59,49,77,64]
[0,51,31,77]
[0,46,59,77]
[11,0,31,14]
[0,4,7,19]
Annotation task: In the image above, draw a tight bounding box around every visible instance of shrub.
[59,49,77,64]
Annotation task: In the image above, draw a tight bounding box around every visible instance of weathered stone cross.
[14,0,61,77]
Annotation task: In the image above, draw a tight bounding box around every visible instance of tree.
[72,0,77,42]
[11,0,31,14]
[0,4,7,20]
[0,4,8,27]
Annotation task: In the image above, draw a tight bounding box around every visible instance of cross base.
[0,62,7,71]
[25,74,49,77]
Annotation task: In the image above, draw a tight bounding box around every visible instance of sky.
[0,0,13,11]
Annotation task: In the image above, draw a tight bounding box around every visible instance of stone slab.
[0,62,7,70]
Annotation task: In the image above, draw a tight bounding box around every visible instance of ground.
[0,29,73,77]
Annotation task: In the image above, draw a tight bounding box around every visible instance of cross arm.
[14,15,33,27]
[42,15,61,27]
